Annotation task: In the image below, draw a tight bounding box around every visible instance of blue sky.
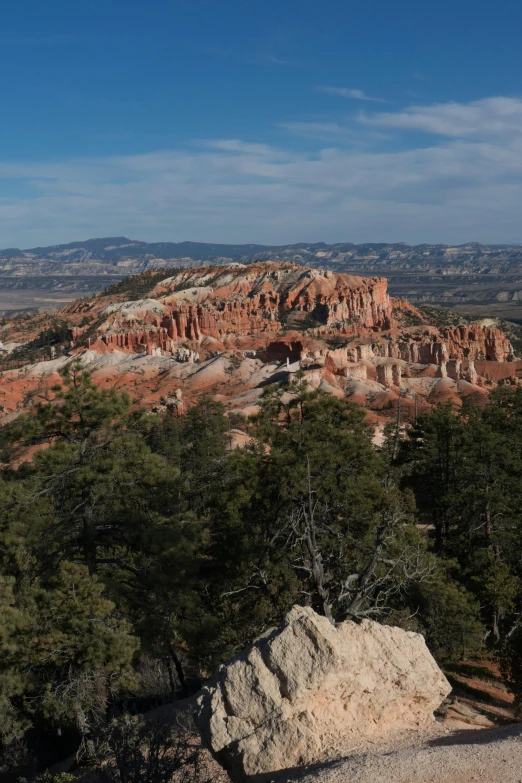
[2,0,522,247]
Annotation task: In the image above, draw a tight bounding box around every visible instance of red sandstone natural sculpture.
[0,261,519,425]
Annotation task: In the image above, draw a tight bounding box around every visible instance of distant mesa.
[4,237,522,320]
[0,260,519,431]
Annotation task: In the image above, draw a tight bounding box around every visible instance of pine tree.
[199,392,435,660]
[0,562,138,756]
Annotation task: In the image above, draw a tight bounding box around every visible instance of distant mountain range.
[4,236,522,320]
[0,237,280,263]
[2,236,522,269]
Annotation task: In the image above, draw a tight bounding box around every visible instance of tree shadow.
[447,662,505,684]
[427,722,522,748]
[246,723,522,781]
[250,756,354,782]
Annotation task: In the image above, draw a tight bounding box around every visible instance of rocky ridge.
[5,237,522,273]
[0,261,519,425]
[74,264,393,348]
[5,238,522,319]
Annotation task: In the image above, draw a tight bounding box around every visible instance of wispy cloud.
[412,71,431,82]
[278,121,392,147]
[318,86,388,103]
[279,122,351,139]
[202,139,278,156]
[3,97,522,245]
[360,97,522,138]
[247,52,299,67]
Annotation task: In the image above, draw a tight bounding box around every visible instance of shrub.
[97,713,217,783]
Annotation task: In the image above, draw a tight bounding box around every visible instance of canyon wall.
[87,263,394,352]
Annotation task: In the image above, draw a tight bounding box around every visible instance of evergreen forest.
[1,360,522,777]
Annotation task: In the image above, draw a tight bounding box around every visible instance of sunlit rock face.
[0,261,519,427]
[195,605,451,782]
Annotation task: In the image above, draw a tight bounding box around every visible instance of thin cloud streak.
[202,139,279,156]
[318,86,388,103]
[360,96,522,138]
[279,122,353,139]
[2,96,522,246]
[249,52,300,66]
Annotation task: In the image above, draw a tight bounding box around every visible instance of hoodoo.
[0,261,519,424]
[80,263,394,351]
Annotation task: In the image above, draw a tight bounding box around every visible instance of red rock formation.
[258,339,304,363]
[442,325,513,362]
[376,362,402,388]
[81,264,394,356]
[0,261,517,426]
[475,359,522,382]
[151,263,394,337]
[369,326,513,365]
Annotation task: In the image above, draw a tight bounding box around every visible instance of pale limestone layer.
[195,605,451,782]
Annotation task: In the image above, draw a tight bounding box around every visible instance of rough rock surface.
[195,606,451,782]
[69,263,512,369]
[0,261,519,427]
[81,263,394,353]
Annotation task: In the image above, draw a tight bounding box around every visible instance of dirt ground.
[0,289,79,315]
[276,723,522,783]
[270,660,520,783]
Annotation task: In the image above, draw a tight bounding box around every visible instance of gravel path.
[274,724,522,783]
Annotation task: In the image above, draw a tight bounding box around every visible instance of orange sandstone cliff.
[0,261,518,425]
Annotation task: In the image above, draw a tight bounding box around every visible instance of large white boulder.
[195,605,451,782]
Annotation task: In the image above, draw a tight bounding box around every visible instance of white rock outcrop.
[195,605,451,782]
